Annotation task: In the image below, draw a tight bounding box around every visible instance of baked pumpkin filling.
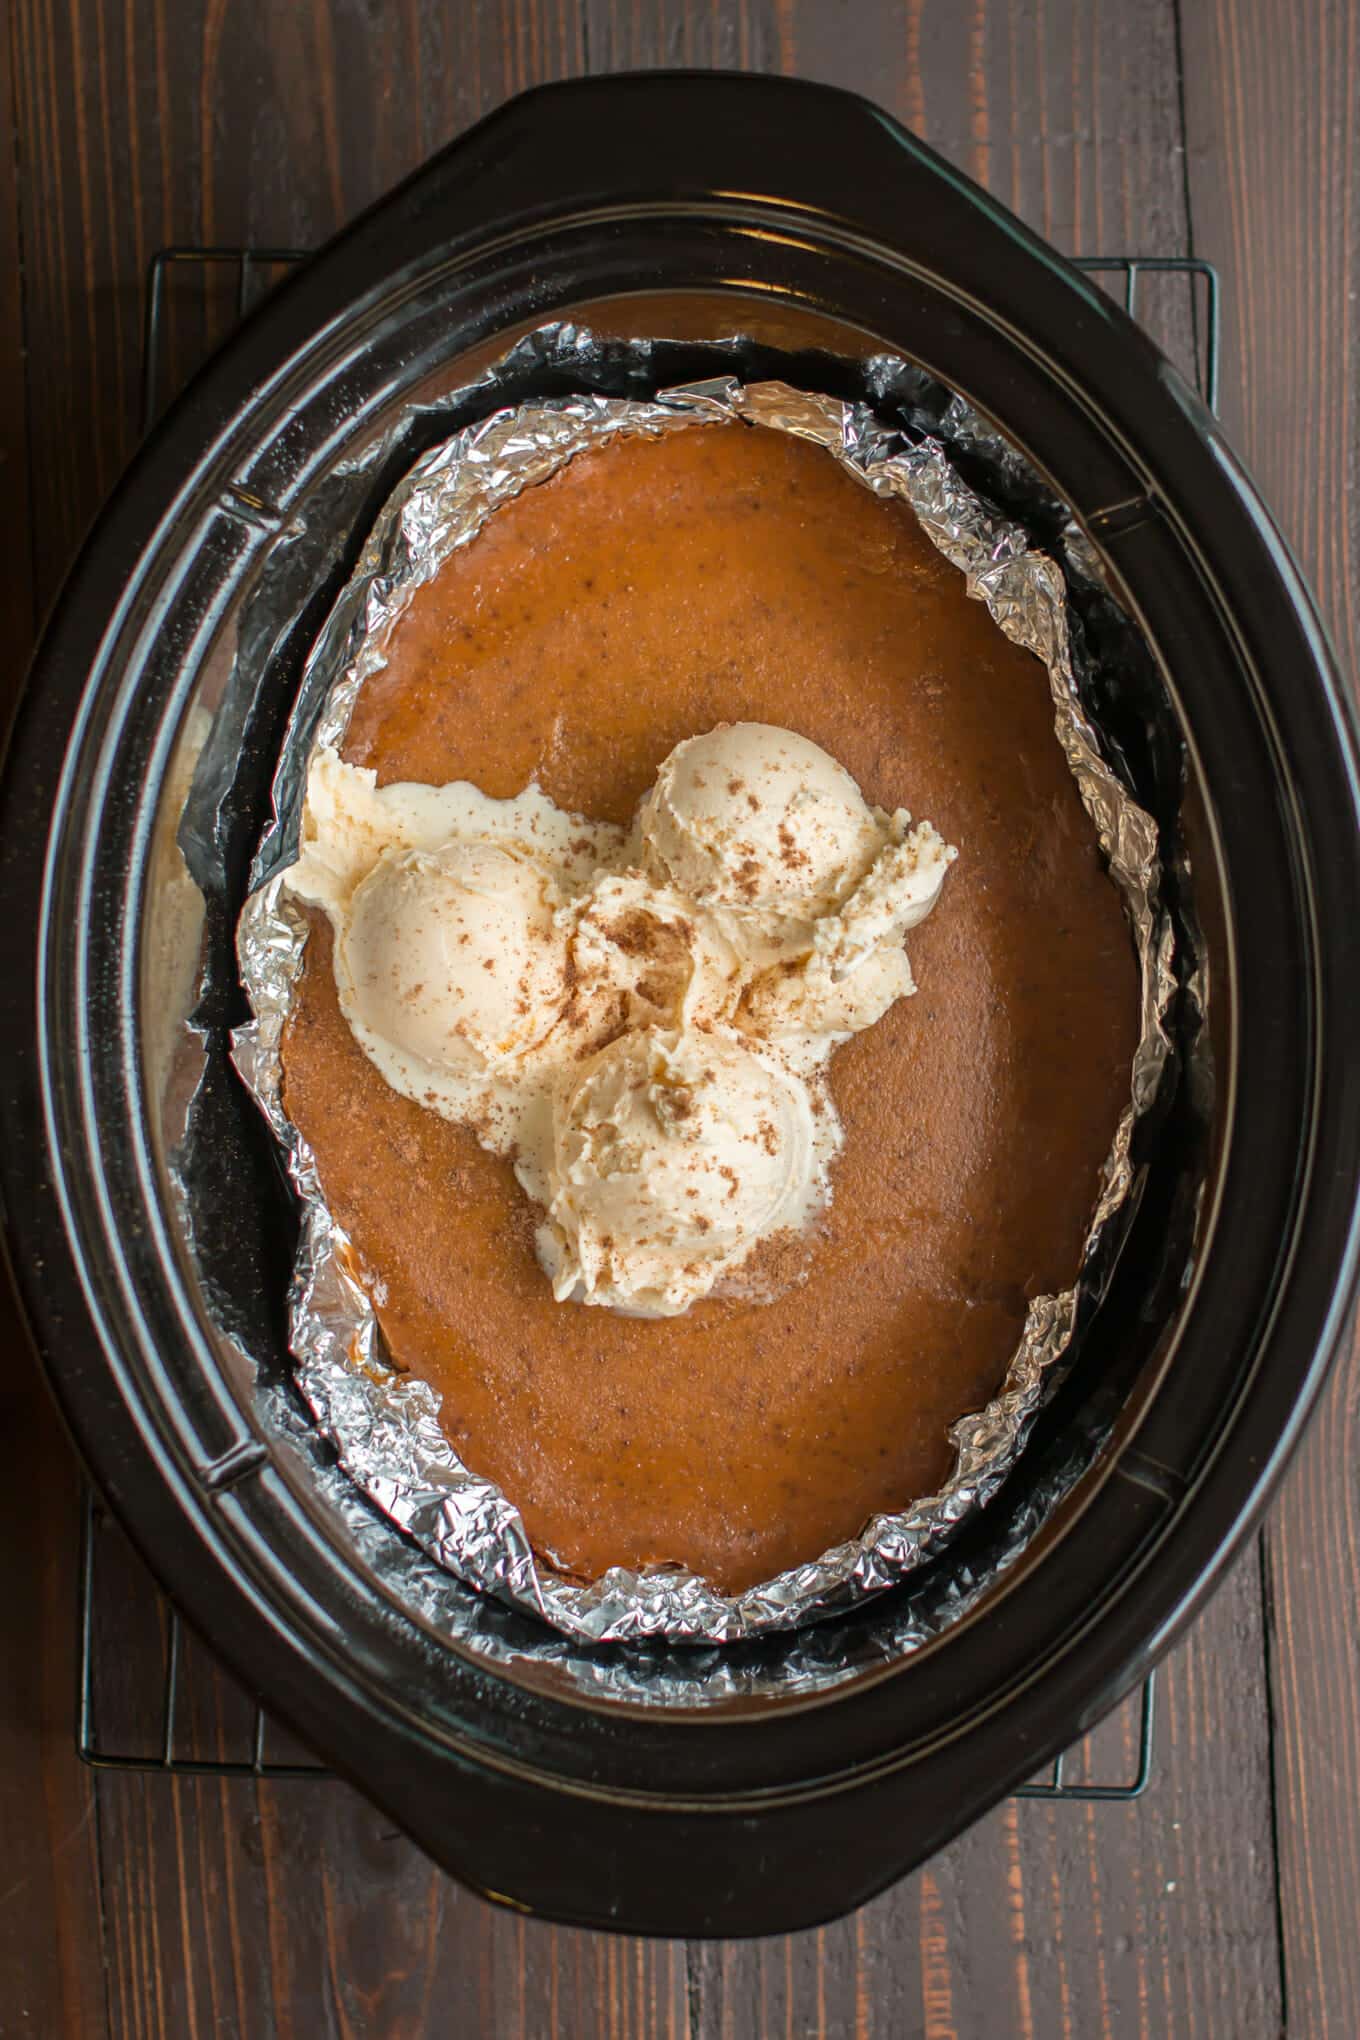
[278,421,1136,1594]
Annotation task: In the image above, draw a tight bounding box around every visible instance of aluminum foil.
[233,376,1174,1646]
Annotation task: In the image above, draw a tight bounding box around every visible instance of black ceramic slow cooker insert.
[4,73,1360,1936]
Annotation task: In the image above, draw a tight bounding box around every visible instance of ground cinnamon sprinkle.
[777,820,811,869]
[715,1222,816,1305]
[608,908,663,957]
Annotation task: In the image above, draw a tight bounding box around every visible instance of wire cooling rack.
[76,244,1220,1795]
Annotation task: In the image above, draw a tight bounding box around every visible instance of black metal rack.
[75,243,1221,1800]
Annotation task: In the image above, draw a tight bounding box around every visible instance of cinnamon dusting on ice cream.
[283,722,956,1316]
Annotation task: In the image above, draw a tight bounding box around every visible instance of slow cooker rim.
[18,79,1360,1697]
[2,67,1360,1925]
[26,274,1355,1757]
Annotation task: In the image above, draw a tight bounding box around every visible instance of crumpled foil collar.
[233,376,1173,1645]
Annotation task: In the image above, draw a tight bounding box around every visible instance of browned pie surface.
[280,421,1137,1594]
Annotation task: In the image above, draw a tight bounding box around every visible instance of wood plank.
[0,1,108,2033]
[90,1770,687,2038]
[0,0,32,668]
[0,1361,108,2033]
[11,0,589,616]
[1181,3,1360,2034]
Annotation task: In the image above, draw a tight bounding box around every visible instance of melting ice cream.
[284,723,956,1315]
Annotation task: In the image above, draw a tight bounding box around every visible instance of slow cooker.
[4,72,1359,1936]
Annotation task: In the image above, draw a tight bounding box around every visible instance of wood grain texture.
[76,1540,1277,2040]
[688,1558,1280,2039]
[89,1774,689,2039]
[0,5,107,2034]
[1181,3,1360,2034]
[590,0,1191,255]
[0,0,32,669]
[0,1371,107,2033]
[0,0,1329,2032]
[10,0,588,616]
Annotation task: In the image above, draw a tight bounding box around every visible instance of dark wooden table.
[3,3,1357,2034]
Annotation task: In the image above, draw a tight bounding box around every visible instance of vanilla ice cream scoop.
[280,724,956,1321]
[740,944,916,1044]
[282,748,620,1150]
[541,1027,826,1316]
[339,841,568,1075]
[639,723,886,937]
